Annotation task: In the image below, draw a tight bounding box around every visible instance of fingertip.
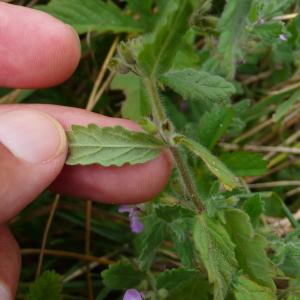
[51,149,173,204]
[0,3,81,88]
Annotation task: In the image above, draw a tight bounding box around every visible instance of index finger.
[0,2,81,88]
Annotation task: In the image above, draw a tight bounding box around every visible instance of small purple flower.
[123,289,143,300]
[118,205,144,234]
[279,34,287,42]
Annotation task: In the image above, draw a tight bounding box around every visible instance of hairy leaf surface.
[67,125,164,166]
[193,214,238,300]
[161,69,235,105]
[177,136,241,190]
[224,209,276,291]
[233,276,276,300]
[157,268,210,300]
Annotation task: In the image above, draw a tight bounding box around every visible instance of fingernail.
[0,282,11,300]
[0,110,66,164]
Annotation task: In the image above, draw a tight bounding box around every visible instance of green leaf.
[220,151,268,177]
[155,205,195,223]
[288,279,300,300]
[111,73,151,121]
[135,0,193,75]
[271,231,300,277]
[252,0,295,18]
[66,124,164,167]
[172,31,201,70]
[155,205,195,267]
[157,268,211,300]
[216,0,253,78]
[25,271,63,300]
[198,104,235,149]
[253,21,284,44]
[101,261,146,289]
[243,194,265,226]
[170,232,195,267]
[224,209,276,291]
[126,0,166,31]
[273,89,300,122]
[193,214,238,300]
[36,0,142,34]
[233,276,276,300]
[161,69,235,106]
[135,213,167,269]
[176,136,241,190]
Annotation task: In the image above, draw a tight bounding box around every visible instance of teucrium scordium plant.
[63,0,299,299]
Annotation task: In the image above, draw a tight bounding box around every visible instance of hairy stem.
[144,77,204,212]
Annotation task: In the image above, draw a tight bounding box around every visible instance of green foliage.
[155,205,196,266]
[233,276,276,300]
[243,194,265,226]
[101,261,146,289]
[161,69,235,106]
[224,209,276,291]
[253,21,285,44]
[214,0,253,78]
[221,151,268,177]
[111,73,151,121]
[66,124,164,166]
[37,0,142,34]
[271,231,300,277]
[193,214,239,300]
[156,268,211,299]
[198,104,235,149]
[25,271,63,300]
[135,213,167,269]
[134,0,193,76]
[176,136,241,190]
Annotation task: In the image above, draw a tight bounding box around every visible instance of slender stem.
[144,77,204,212]
[143,77,166,124]
[36,194,60,278]
[22,248,114,265]
[170,147,204,212]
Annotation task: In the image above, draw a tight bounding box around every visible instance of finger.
[0,2,81,88]
[0,226,21,300]
[0,104,173,204]
[0,109,67,222]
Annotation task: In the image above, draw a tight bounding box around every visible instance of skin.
[0,2,172,298]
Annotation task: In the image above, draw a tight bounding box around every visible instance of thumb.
[0,109,67,222]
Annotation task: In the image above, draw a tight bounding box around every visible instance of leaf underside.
[66,124,164,167]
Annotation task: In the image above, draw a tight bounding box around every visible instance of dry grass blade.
[86,36,120,111]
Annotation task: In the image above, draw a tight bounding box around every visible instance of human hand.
[0,3,172,299]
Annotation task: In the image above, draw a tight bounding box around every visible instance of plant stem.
[144,77,204,212]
